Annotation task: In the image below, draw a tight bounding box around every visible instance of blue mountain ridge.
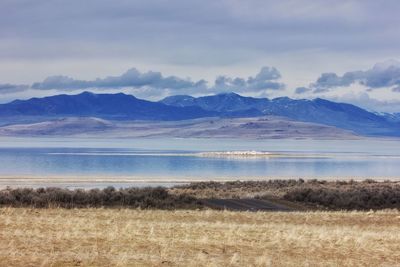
[0,91,216,120]
[0,91,399,136]
[160,92,400,136]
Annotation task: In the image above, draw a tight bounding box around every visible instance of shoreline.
[1,175,400,189]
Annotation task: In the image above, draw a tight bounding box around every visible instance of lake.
[0,137,399,188]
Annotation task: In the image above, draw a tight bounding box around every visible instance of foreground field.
[0,208,399,266]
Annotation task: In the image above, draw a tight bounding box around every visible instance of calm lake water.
[0,137,399,187]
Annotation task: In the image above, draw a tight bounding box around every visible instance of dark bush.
[0,187,202,209]
[179,179,307,191]
[284,185,400,210]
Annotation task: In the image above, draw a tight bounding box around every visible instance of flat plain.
[0,208,399,266]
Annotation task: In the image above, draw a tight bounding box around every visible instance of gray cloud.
[1,0,400,110]
[29,66,284,96]
[212,67,284,93]
[1,0,400,68]
[0,83,29,94]
[310,60,400,93]
[328,92,400,113]
[32,68,208,91]
[393,86,400,93]
[295,87,312,94]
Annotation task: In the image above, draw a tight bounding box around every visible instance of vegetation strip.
[0,187,202,209]
[0,179,399,210]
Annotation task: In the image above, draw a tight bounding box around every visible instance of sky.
[1,0,400,112]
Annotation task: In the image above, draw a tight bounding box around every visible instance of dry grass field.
[0,208,399,266]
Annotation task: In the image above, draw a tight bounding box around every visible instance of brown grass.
[0,208,399,266]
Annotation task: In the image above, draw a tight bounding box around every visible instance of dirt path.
[201,198,294,211]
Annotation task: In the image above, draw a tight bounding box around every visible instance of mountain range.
[161,93,400,136]
[0,91,399,137]
[0,92,215,120]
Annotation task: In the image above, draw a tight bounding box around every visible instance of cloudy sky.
[1,0,400,112]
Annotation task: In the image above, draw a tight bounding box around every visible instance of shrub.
[284,185,400,210]
[0,187,202,209]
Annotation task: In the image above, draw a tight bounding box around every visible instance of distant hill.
[0,91,399,137]
[381,112,400,123]
[0,117,113,135]
[0,116,358,139]
[161,93,400,136]
[0,91,215,120]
